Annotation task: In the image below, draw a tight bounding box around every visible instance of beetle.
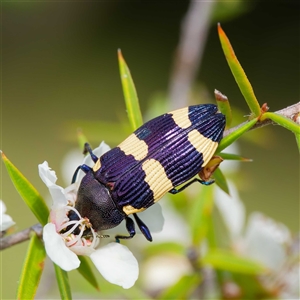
[70,104,226,242]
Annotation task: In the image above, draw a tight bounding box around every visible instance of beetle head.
[75,170,125,232]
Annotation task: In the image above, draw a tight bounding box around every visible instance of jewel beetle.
[70,104,225,242]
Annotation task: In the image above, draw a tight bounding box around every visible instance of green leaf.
[158,274,201,300]
[118,49,143,130]
[201,249,267,274]
[1,151,49,225]
[77,256,100,291]
[54,264,72,300]
[144,242,185,257]
[232,273,273,299]
[215,89,232,128]
[295,133,300,152]
[16,233,46,300]
[63,120,131,146]
[189,185,214,246]
[213,168,229,195]
[217,118,258,152]
[218,24,261,117]
[261,112,300,135]
[77,129,89,151]
[219,152,252,162]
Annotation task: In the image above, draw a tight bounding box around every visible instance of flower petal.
[243,212,290,271]
[1,214,16,231]
[0,200,7,214]
[151,201,190,244]
[48,185,68,207]
[138,203,164,233]
[38,162,67,207]
[38,161,58,187]
[43,223,80,271]
[0,200,15,231]
[90,242,139,289]
[71,244,96,256]
[142,254,192,291]
[49,206,69,228]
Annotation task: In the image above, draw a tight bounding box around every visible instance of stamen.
[65,222,86,247]
[65,232,83,247]
[60,220,83,236]
[67,206,82,218]
[55,203,100,249]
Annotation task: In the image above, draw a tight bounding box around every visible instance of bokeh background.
[1,1,299,299]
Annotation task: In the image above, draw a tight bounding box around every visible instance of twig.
[0,223,43,250]
[223,102,300,137]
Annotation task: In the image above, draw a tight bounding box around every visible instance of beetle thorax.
[75,171,124,231]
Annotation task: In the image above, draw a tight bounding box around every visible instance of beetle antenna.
[71,164,92,183]
[98,234,110,239]
[83,143,98,163]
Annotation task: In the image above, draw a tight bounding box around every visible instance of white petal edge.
[0,200,7,214]
[90,242,139,289]
[71,244,96,256]
[38,161,58,187]
[138,203,164,233]
[38,162,68,207]
[1,214,16,231]
[0,200,15,231]
[43,223,80,271]
[243,212,290,271]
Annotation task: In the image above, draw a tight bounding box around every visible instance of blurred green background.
[1,1,299,299]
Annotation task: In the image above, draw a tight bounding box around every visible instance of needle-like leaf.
[118,49,143,130]
[218,24,261,117]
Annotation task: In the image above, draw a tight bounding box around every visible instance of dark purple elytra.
[72,104,226,242]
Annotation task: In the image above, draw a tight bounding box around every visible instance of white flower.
[215,182,299,299]
[0,200,16,231]
[39,142,139,289]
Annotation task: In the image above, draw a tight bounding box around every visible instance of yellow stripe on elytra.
[188,130,218,166]
[118,133,148,161]
[171,107,192,129]
[142,158,173,202]
[122,205,146,215]
[93,159,101,172]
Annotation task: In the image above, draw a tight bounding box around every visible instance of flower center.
[58,207,99,249]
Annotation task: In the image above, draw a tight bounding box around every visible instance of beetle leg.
[133,213,153,242]
[71,164,92,184]
[83,143,98,163]
[115,216,136,243]
[169,178,215,194]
